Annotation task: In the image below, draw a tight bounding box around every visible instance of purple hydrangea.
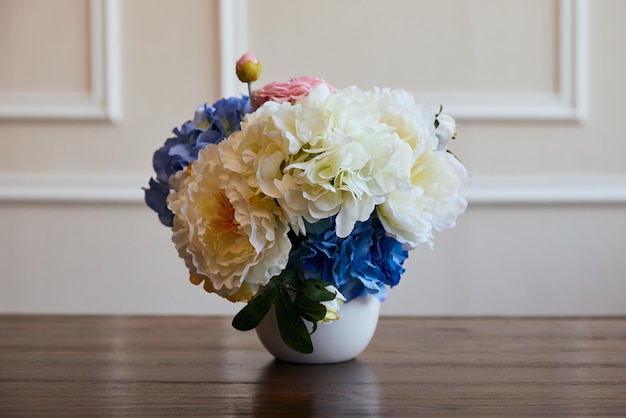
[144,96,250,227]
[289,213,408,302]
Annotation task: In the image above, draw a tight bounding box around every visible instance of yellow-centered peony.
[168,142,291,303]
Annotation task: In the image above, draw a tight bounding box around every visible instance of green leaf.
[276,265,301,290]
[435,104,443,128]
[295,293,327,323]
[231,283,278,331]
[275,285,313,354]
[299,279,336,302]
[293,280,335,325]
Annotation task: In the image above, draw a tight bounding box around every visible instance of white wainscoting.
[0,0,121,121]
[1,0,624,316]
[1,174,626,205]
[218,0,588,121]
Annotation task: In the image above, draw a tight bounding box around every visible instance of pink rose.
[252,76,335,106]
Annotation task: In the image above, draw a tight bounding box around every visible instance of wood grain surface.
[1,315,625,416]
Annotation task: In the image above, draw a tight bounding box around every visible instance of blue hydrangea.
[289,213,408,302]
[144,96,250,227]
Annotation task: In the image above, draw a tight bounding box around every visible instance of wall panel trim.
[219,0,587,121]
[465,176,626,204]
[1,174,625,206]
[0,0,121,122]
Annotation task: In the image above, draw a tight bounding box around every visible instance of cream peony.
[378,142,468,249]
[168,142,292,302]
[339,88,468,248]
[230,84,414,238]
[420,150,468,233]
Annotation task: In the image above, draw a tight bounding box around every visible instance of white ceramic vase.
[255,295,381,364]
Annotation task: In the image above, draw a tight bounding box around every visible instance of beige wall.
[1,0,625,315]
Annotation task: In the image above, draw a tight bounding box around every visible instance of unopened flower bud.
[435,113,456,152]
[236,52,262,83]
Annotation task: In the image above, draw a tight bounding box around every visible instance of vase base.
[255,296,380,364]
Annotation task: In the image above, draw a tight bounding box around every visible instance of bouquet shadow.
[252,359,381,416]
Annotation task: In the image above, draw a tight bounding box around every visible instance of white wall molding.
[2,174,626,206]
[0,174,146,204]
[465,176,626,205]
[421,0,588,121]
[218,0,587,121]
[219,0,248,98]
[0,0,121,122]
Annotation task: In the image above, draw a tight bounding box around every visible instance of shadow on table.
[252,359,380,416]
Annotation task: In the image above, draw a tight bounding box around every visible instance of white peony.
[209,84,466,248]
[230,84,414,238]
[378,148,468,249]
[423,150,468,233]
[167,142,292,302]
[321,87,467,248]
[341,89,467,248]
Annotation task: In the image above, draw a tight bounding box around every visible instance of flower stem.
[247,82,257,110]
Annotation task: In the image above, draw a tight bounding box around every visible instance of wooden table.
[1,315,625,416]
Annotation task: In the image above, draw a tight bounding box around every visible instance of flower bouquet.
[145,53,468,358]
